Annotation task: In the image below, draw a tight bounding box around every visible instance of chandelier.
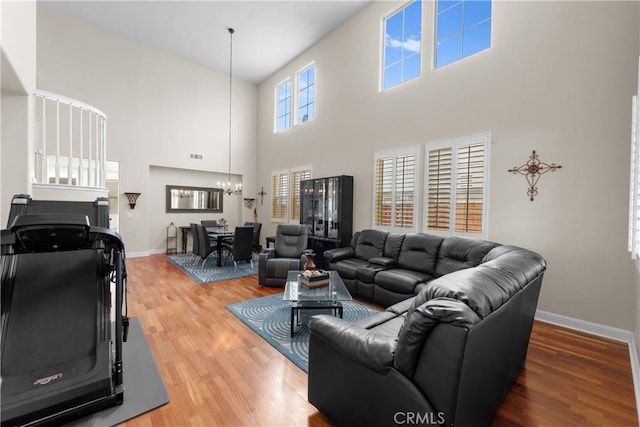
[218,27,242,196]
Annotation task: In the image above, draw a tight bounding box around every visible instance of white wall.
[257,1,639,331]
[1,0,36,226]
[36,7,258,254]
[147,165,244,254]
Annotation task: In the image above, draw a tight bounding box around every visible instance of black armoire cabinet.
[300,175,353,268]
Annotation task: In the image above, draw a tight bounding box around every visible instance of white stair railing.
[33,90,107,188]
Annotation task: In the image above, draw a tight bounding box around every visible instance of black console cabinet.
[300,175,353,267]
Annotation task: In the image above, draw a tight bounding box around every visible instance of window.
[382,1,422,90]
[271,170,289,221]
[629,96,640,261]
[271,166,312,223]
[425,133,489,238]
[435,0,491,69]
[275,79,292,132]
[297,64,315,124]
[373,146,420,231]
[290,167,312,221]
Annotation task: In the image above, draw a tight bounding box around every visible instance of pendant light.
[218,27,241,195]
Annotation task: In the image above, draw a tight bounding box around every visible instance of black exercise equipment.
[1,194,129,426]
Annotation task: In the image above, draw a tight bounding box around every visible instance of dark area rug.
[67,318,169,426]
[167,254,257,284]
[226,293,379,372]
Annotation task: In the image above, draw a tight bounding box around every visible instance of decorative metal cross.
[258,186,267,206]
[508,150,562,201]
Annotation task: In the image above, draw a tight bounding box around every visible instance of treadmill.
[1,194,128,426]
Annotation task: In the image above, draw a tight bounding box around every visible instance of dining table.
[207,228,234,267]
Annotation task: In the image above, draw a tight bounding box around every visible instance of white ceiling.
[40,0,372,84]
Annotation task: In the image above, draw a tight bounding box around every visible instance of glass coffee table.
[283,270,352,337]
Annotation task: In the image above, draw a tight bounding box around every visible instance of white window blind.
[271,166,312,223]
[290,167,312,221]
[373,146,419,231]
[425,134,489,238]
[271,170,289,222]
[427,147,452,231]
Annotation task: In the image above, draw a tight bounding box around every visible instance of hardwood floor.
[121,254,638,426]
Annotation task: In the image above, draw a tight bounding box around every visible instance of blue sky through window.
[276,80,291,132]
[383,0,422,90]
[297,65,315,123]
[436,0,491,69]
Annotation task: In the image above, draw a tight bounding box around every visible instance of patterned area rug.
[226,293,379,372]
[167,254,257,284]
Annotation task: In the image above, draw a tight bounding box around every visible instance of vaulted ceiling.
[40,0,372,84]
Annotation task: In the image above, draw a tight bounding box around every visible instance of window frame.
[381,0,423,91]
[295,62,316,125]
[274,78,292,133]
[372,145,421,233]
[629,95,640,266]
[433,0,492,70]
[423,132,491,239]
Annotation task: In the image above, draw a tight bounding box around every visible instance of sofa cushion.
[413,266,521,319]
[384,233,406,260]
[394,298,480,377]
[375,268,432,294]
[434,236,499,277]
[330,258,370,279]
[397,233,444,274]
[356,263,387,284]
[354,229,388,260]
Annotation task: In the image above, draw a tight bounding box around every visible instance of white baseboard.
[535,310,640,423]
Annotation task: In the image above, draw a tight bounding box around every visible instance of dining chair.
[196,224,216,266]
[190,223,200,263]
[223,226,254,269]
[243,221,262,253]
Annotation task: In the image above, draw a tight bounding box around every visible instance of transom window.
[382,1,422,90]
[435,0,492,69]
[275,79,292,132]
[297,64,315,124]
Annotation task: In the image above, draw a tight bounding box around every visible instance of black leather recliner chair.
[258,224,308,286]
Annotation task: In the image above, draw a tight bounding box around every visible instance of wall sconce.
[124,192,141,209]
[243,198,255,209]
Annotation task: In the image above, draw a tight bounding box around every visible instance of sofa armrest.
[308,315,396,374]
[258,250,276,285]
[368,256,397,267]
[324,246,355,263]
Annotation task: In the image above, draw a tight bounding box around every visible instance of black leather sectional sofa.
[308,229,546,426]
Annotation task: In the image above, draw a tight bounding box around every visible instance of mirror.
[166,185,223,213]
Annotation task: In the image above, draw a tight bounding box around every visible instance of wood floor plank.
[119,255,637,426]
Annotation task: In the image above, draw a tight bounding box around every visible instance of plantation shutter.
[427,147,452,231]
[271,170,289,222]
[455,143,485,234]
[374,157,393,226]
[395,154,415,228]
[290,168,312,222]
